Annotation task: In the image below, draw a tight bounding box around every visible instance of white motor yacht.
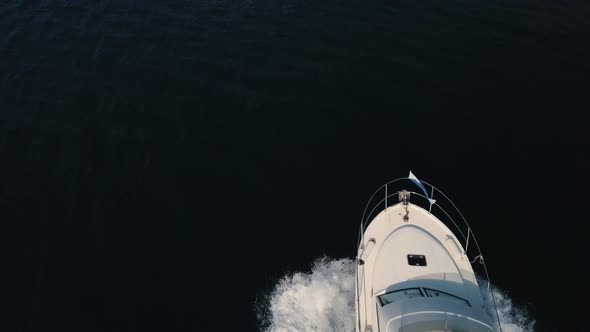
[355,172,503,332]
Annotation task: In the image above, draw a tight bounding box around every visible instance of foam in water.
[258,257,534,332]
[493,289,535,332]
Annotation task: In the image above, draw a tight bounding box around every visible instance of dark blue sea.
[4,1,588,331]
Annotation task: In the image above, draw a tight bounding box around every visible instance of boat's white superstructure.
[355,175,502,332]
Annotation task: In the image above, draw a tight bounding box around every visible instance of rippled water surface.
[4,1,588,331]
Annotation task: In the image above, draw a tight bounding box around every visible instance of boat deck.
[356,202,492,332]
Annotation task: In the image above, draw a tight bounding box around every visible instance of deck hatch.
[407,254,427,266]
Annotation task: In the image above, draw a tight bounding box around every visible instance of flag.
[409,171,436,205]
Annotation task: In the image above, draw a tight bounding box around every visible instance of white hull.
[355,179,501,332]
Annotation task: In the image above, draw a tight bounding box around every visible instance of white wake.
[257,257,534,332]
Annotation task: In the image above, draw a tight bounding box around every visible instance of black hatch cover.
[407,254,427,266]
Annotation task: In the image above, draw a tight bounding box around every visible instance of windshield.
[377,288,423,306]
[423,288,471,307]
[377,288,471,307]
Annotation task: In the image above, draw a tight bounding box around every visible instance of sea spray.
[493,287,535,332]
[258,257,356,332]
[258,257,534,332]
